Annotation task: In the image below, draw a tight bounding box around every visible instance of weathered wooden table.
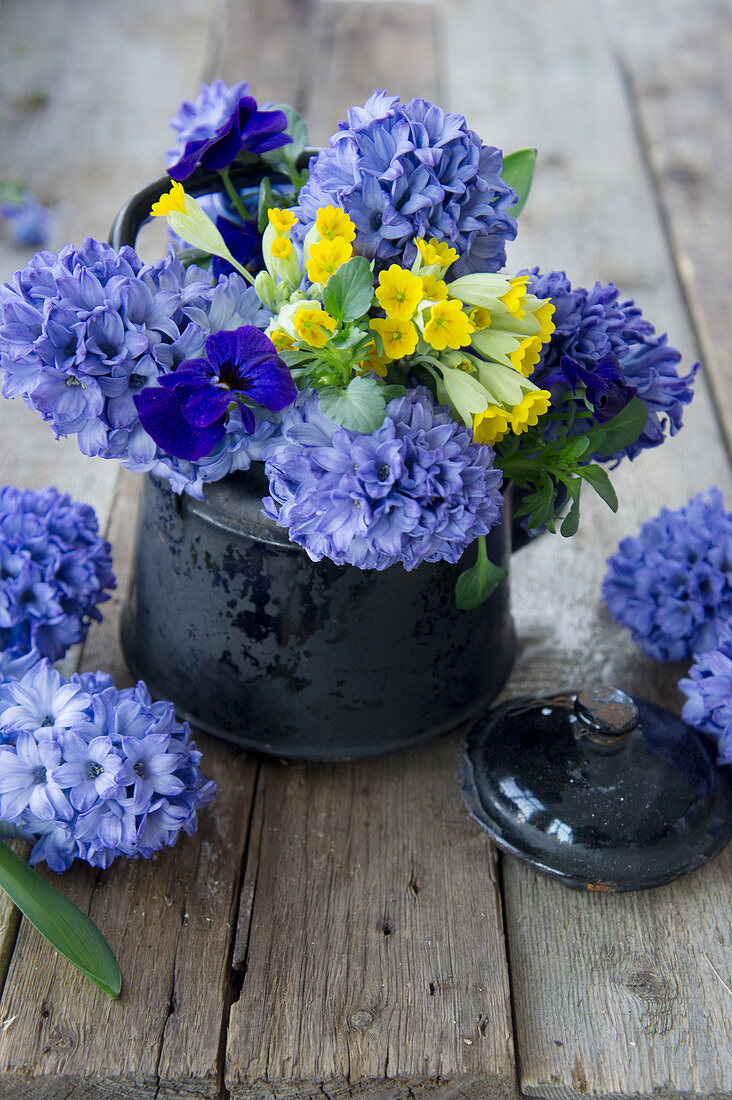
[0,1,730,1097]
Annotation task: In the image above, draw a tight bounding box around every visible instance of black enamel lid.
[458,687,732,892]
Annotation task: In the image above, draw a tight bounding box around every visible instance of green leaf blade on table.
[501,148,537,219]
[0,840,121,998]
[455,536,508,611]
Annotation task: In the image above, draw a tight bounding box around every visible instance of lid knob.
[574,687,639,748]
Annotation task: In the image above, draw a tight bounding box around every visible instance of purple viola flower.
[135,325,296,461]
[211,216,264,279]
[543,353,637,422]
[0,732,71,822]
[167,79,253,165]
[167,85,290,181]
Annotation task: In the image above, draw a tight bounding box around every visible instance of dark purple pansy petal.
[241,109,291,154]
[236,358,298,410]
[134,387,225,461]
[167,92,290,181]
[158,365,211,390]
[203,329,240,372]
[182,386,232,428]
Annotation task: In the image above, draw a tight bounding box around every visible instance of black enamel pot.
[111,167,520,759]
[120,468,516,758]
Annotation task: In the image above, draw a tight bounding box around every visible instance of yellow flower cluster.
[267,207,297,260]
[367,239,477,362]
[306,207,356,284]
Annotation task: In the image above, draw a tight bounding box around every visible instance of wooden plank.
[225,737,516,1100]
[220,2,516,1097]
[0,2,224,1063]
[608,0,732,453]
[211,0,440,145]
[0,471,259,1099]
[443,0,732,1097]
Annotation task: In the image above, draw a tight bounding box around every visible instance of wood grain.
[445,1,732,1096]
[211,0,440,146]
[608,0,732,452]
[225,735,516,1100]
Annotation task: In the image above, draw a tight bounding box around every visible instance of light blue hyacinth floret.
[263,387,504,570]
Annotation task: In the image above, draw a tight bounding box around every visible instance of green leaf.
[0,841,121,997]
[257,177,275,233]
[322,257,374,322]
[516,477,555,531]
[318,375,387,431]
[455,536,508,611]
[501,148,537,218]
[580,464,618,511]
[593,397,649,458]
[561,435,591,462]
[559,486,582,537]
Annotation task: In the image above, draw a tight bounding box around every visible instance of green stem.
[219,168,252,225]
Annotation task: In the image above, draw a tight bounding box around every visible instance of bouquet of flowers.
[0,80,698,610]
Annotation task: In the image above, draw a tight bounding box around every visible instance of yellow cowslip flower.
[150,182,253,284]
[510,390,552,434]
[356,341,389,378]
[294,307,337,349]
[509,334,545,376]
[151,180,187,217]
[315,206,356,243]
[499,276,530,318]
[268,208,298,234]
[469,307,492,331]
[375,265,424,320]
[306,236,353,284]
[269,329,295,351]
[423,299,475,351]
[270,236,293,260]
[370,317,419,359]
[420,274,448,301]
[416,237,459,269]
[473,406,514,446]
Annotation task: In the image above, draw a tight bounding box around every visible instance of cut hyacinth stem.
[0,841,121,998]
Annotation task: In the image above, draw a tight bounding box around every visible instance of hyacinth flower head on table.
[0,79,699,605]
